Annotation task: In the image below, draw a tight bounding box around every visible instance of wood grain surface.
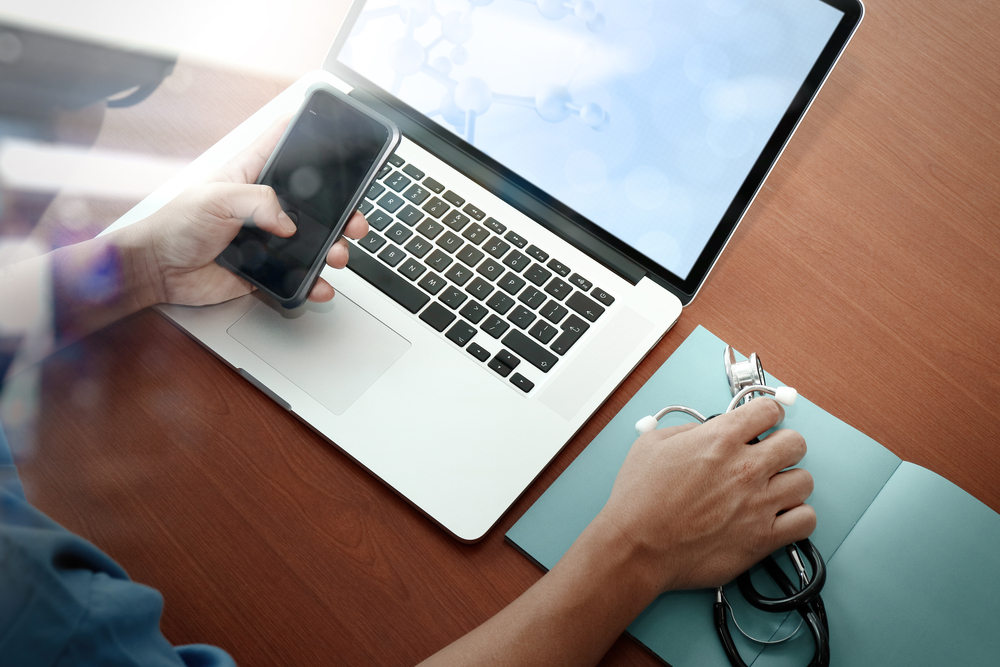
[8,2,1000,665]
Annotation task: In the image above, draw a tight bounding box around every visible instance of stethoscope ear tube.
[737,540,826,613]
[714,595,751,667]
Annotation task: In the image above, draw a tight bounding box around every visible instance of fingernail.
[278,211,295,234]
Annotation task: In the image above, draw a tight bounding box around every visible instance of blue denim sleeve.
[0,425,237,667]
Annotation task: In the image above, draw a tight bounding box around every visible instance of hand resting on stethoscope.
[634,347,829,667]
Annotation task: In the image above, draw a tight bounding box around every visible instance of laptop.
[104,0,862,541]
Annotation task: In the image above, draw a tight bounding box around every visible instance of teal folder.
[507,326,1000,666]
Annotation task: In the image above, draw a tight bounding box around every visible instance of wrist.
[111,223,167,308]
[556,511,666,622]
[49,226,164,341]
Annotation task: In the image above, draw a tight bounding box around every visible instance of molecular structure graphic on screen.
[355,0,610,144]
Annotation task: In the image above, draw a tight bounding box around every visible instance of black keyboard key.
[359,231,386,253]
[525,245,548,262]
[502,250,530,273]
[568,273,593,291]
[426,249,453,272]
[488,355,513,377]
[481,314,510,339]
[358,199,374,216]
[486,292,515,315]
[467,341,490,361]
[388,154,404,167]
[510,373,534,393]
[540,299,568,324]
[402,163,425,180]
[466,277,494,300]
[463,203,486,220]
[460,301,488,324]
[462,223,489,245]
[442,209,470,231]
[418,272,446,295]
[404,235,433,258]
[419,301,456,332]
[436,231,463,253]
[591,288,615,306]
[442,190,465,207]
[566,291,605,322]
[378,244,406,267]
[396,204,424,226]
[416,218,444,239]
[439,285,468,309]
[524,263,552,287]
[366,182,386,199]
[457,245,485,267]
[385,171,411,192]
[368,209,393,231]
[403,183,430,205]
[504,231,527,248]
[477,258,505,281]
[495,349,520,369]
[547,258,571,276]
[378,192,405,213]
[377,163,392,180]
[528,320,558,344]
[503,330,558,372]
[544,277,572,300]
[445,263,473,286]
[423,176,444,193]
[398,258,426,281]
[422,196,449,218]
[508,305,536,329]
[386,222,413,244]
[498,271,526,295]
[484,238,510,259]
[347,242,429,314]
[482,217,506,234]
[550,314,589,355]
[518,286,547,309]
[446,321,477,347]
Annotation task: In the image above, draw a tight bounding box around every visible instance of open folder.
[506,326,1000,666]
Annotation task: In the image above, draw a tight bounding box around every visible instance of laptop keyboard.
[348,153,614,394]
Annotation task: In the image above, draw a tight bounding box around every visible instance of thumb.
[205,182,296,238]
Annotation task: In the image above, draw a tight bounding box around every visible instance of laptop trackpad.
[227,293,409,415]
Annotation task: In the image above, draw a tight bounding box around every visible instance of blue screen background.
[339,0,843,279]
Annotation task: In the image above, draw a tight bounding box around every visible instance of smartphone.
[217,83,400,308]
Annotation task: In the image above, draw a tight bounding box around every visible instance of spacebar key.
[346,242,430,313]
[502,330,558,373]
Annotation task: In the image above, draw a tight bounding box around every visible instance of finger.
[706,397,785,449]
[207,182,296,238]
[754,428,807,473]
[213,115,293,185]
[766,468,814,512]
[645,420,699,443]
[770,503,817,547]
[326,237,350,270]
[344,211,369,240]
[308,277,335,302]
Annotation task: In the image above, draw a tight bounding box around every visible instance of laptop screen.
[335,0,856,291]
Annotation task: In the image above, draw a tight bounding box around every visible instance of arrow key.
[566,291,605,322]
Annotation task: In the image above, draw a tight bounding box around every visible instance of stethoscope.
[635,346,830,667]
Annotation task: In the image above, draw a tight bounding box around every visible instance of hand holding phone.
[217,83,400,308]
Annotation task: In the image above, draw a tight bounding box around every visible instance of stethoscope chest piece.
[725,345,765,404]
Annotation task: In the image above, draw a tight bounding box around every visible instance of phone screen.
[219,89,392,301]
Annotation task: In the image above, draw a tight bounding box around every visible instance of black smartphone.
[217,83,399,308]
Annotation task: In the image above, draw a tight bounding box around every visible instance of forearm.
[418,514,659,667]
[49,225,162,343]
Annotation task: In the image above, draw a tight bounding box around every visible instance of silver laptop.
[105,0,862,541]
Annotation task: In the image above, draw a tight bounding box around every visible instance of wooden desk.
[9,1,1000,664]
